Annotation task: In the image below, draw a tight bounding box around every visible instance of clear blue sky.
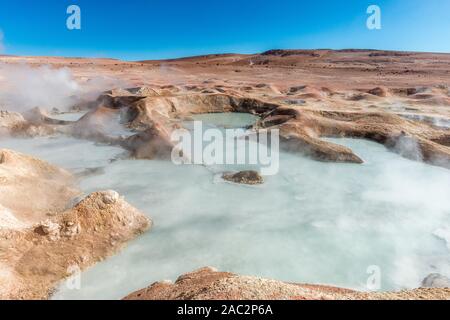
[1,0,450,60]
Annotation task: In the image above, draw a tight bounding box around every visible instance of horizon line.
[2,47,450,63]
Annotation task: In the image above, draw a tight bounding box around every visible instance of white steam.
[433,226,450,250]
[79,75,129,102]
[0,63,129,113]
[392,135,423,162]
[0,63,79,112]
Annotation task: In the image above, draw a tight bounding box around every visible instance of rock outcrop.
[71,87,450,169]
[66,105,127,144]
[0,109,57,137]
[123,267,450,300]
[222,171,264,185]
[123,267,355,300]
[0,190,151,300]
[121,125,174,160]
[0,150,151,300]
[0,111,27,136]
[422,274,450,288]
[0,149,79,227]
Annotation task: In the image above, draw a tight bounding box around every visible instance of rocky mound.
[0,150,151,299]
[0,111,27,135]
[123,267,355,300]
[124,267,450,300]
[422,273,450,288]
[222,171,264,185]
[0,110,57,138]
[66,105,127,144]
[0,191,151,299]
[0,190,151,300]
[0,149,80,227]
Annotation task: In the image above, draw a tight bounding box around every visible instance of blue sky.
[1,0,450,60]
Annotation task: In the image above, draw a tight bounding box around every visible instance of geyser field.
[1,50,450,300]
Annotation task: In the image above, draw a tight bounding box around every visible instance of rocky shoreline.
[124,267,450,300]
[3,82,450,170]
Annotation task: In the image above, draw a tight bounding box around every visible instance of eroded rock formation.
[0,149,79,227]
[0,150,151,300]
[61,85,450,169]
[123,267,450,300]
[0,111,27,135]
[3,80,450,170]
[422,273,450,288]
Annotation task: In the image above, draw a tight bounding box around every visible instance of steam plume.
[0,62,128,113]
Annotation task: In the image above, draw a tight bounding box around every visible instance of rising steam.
[0,62,128,113]
[0,63,80,112]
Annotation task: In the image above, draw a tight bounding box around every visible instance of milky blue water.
[191,112,259,128]
[1,113,449,299]
[50,112,86,122]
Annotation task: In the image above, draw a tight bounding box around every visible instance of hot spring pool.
[1,112,449,299]
[191,112,259,128]
[50,111,86,122]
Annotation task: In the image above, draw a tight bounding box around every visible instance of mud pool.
[1,112,449,299]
